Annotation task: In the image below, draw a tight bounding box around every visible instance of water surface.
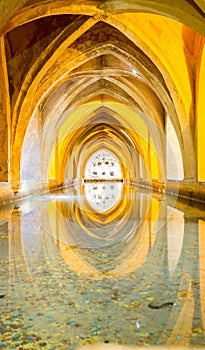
[0,182,205,349]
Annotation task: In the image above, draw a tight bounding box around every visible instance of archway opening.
[84,150,123,182]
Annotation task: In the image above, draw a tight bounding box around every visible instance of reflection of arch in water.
[73,182,135,227]
[20,187,185,282]
[84,182,122,213]
[21,208,41,270]
[167,206,184,275]
[9,197,204,346]
[58,183,150,247]
[51,187,167,278]
[9,197,204,345]
[52,191,186,282]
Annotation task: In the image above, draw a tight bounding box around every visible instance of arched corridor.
[1,1,205,349]
[0,0,205,198]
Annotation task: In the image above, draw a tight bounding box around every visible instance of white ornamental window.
[84,150,122,180]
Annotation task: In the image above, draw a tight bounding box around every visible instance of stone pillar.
[38,106,49,191]
[0,36,9,182]
[55,133,59,185]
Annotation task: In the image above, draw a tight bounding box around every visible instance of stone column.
[0,36,9,183]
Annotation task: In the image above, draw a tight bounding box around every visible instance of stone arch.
[10,13,198,187]
[47,105,164,185]
[1,0,205,36]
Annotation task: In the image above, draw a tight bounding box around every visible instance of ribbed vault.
[0,0,205,198]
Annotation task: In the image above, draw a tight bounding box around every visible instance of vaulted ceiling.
[0,0,205,190]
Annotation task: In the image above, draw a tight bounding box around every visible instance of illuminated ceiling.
[0,0,205,189]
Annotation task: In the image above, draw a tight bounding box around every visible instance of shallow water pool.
[0,182,205,349]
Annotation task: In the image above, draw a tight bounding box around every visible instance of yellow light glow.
[197,45,205,182]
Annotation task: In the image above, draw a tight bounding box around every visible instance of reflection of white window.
[84,182,123,212]
[84,150,122,180]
